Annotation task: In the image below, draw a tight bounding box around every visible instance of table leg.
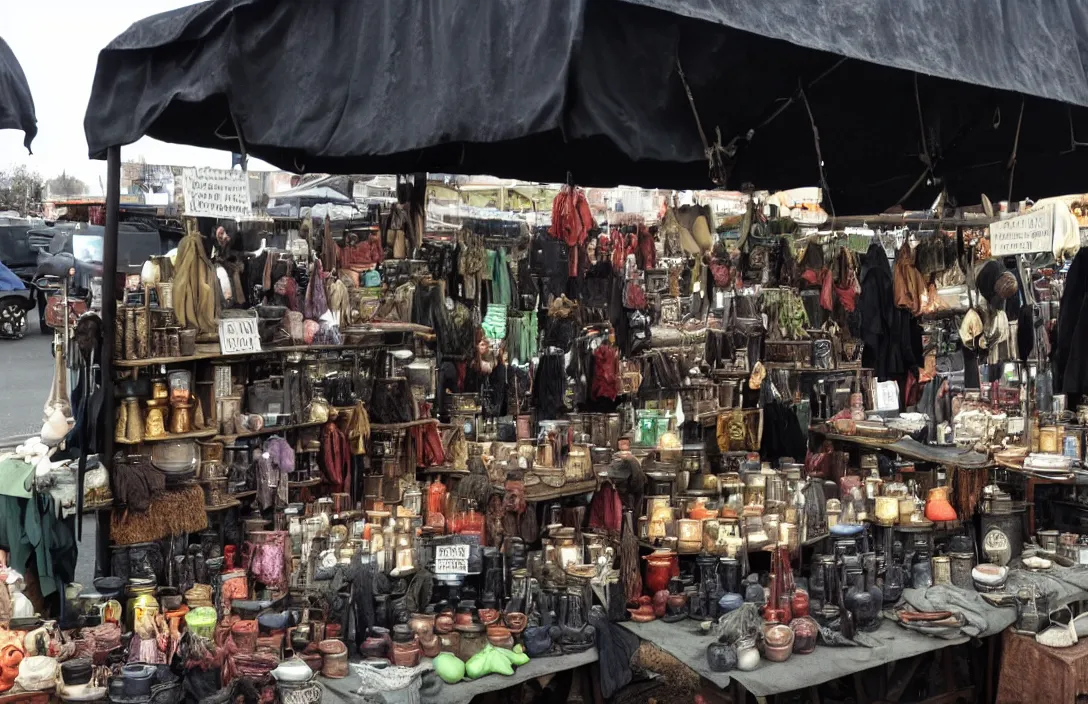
[986,634,995,704]
[808,686,820,704]
[852,673,867,704]
[1027,477,1036,532]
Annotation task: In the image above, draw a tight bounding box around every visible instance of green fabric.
[0,458,34,498]
[0,494,76,598]
[490,249,511,308]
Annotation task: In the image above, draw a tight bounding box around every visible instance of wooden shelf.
[114,324,432,369]
[289,477,322,489]
[115,428,218,445]
[217,420,323,442]
[370,418,438,431]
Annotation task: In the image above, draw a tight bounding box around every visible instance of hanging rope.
[675,57,728,186]
[798,85,835,218]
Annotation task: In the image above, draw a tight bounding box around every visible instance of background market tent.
[0,36,36,152]
[84,0,1088,214]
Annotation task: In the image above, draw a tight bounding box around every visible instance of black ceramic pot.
[706,641,738,673]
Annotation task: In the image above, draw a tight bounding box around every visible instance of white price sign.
[181,167,253,219]
[434,544,470,574]
[218,316,263,355]
[989,204,1056,256]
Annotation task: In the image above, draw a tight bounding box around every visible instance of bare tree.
[0,164,44,214]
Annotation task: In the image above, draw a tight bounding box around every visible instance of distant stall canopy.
[0,37,37,152]
[84,0,1088,213]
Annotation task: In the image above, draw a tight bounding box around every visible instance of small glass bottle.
[426,478,447,533]
[382,518,396,574]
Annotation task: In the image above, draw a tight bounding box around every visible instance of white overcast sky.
[1,0,274,194]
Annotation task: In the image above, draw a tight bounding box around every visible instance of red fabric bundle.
[636,225,656,270]
[591,343,621,401]
[320,421,351,494]
[412,421,445,468]
[588,482,623,533]
[550,186,595,276]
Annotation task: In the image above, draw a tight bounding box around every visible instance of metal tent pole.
[96,145,121,577]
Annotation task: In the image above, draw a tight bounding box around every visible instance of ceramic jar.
[763,624,795,662]
[788,592,819,654]
[504,612,527,635]
[434,602,454,634]
[456,623,487,661]
[706,641,738,672]
[924,486,957,522]
[407,613,434,639]
[454,602,475,628]
[486,625,514,649]
[664,577,688,622]
[735,636,760,671]
[643,550,678,595]
[390,626,421,668]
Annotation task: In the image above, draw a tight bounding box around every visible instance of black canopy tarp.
[84,0,1088,213]
[0,37,36,153]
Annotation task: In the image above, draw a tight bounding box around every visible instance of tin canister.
[1038,530,1060,552]
[949,552,974,589]
[1064,425,1085,461]
[931,556,951,586]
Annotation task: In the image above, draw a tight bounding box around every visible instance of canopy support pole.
[96,144,121,577]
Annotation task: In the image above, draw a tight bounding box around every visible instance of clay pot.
[486,625,514,649]
[504,612,527,635]
[435,610,455,635]
[653,590,669,618]
[706,641,738,672]
[477,608,500,626]
[925,486,957,522]
[628,596,656,623]
[419,633,441,658]
[407,613,434,638]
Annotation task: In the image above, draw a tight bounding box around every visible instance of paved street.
[0,309,97,583]
[0,310,52,442]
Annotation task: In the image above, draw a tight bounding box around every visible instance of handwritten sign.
[434,544,469,574]
[218,316,262,355]
[989,204,1055,256]
[181,167,253,219]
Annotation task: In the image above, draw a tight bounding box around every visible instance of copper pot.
[486,625,514,649]
[407,613,434,638]
[504,611,527,634]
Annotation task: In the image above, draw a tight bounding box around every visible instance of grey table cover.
[623,564,1088,697]
[622,618,967,697]
[320,649,598,704]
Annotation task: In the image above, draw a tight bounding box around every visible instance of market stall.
[4,1,1080,703]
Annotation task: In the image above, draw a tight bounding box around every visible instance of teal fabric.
[0,494,76,598]
[490,249,511,308]
[0,458,34,498]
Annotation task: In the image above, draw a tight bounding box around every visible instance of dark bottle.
[911,545,933,589]
[844,567,879,632]
[692,554,721,620]
[718,557,740,595]
[742,573,765,606]
[882,562,904,604]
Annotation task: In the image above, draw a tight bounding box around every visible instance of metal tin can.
[931,556,951,585]
[949,552,974,589]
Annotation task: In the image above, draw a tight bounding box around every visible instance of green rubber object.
[433,652,466,684]
[495,647,530,666]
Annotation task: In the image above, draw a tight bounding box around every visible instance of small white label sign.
[434,544,469,574]
[989,204,1056,256]
[219,317,263,355]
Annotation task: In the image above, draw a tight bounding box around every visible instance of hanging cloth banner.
[181,167,253,219]
[988,203,1056,256]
